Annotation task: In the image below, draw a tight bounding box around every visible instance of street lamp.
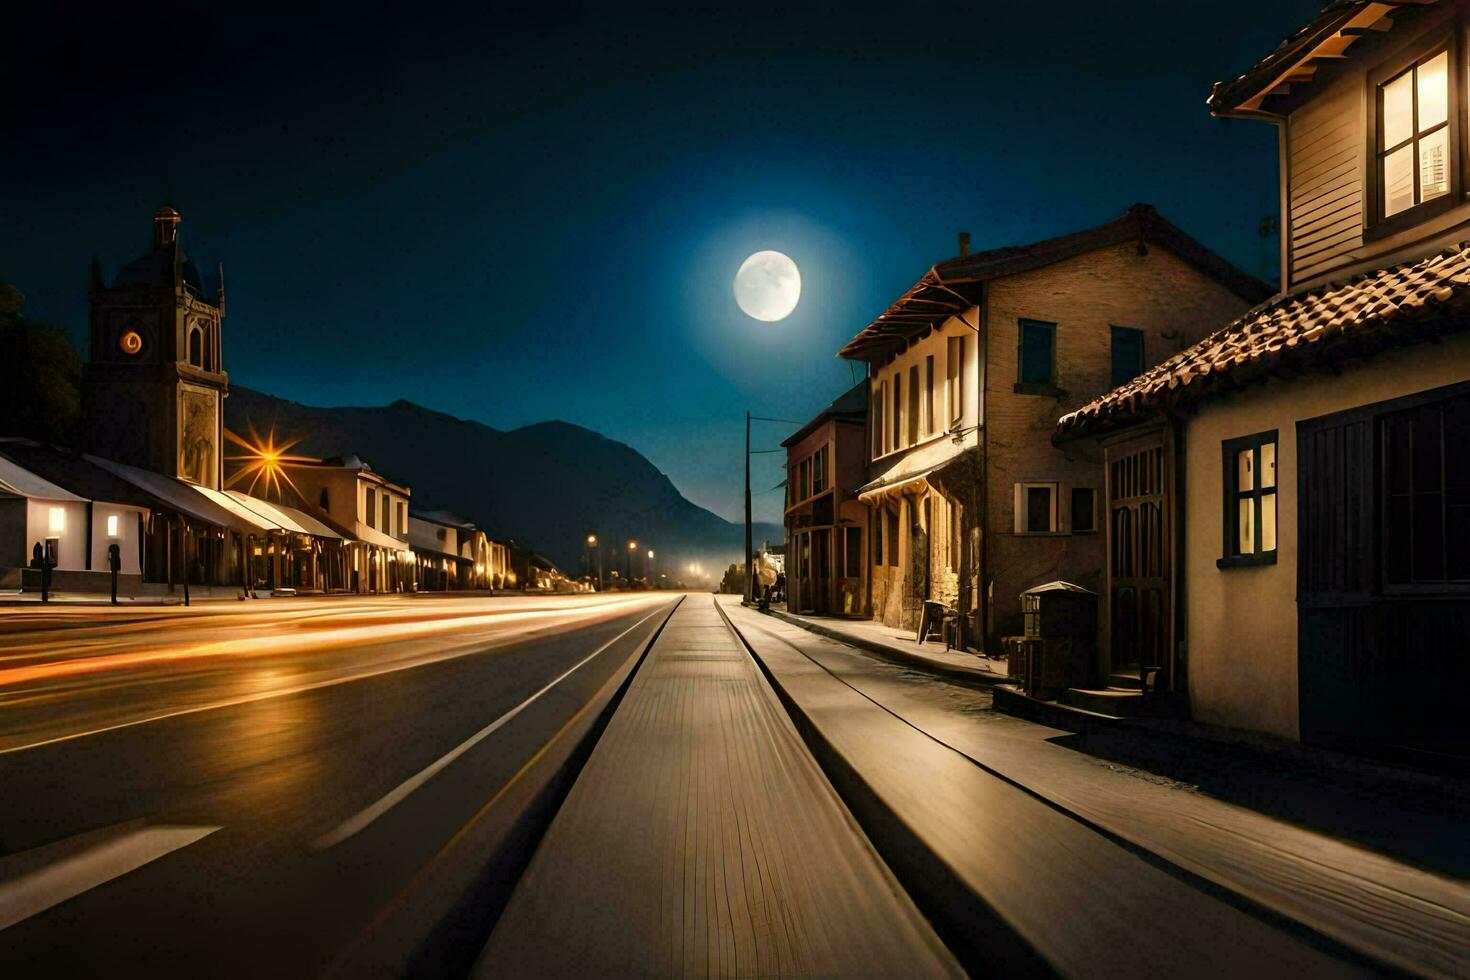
[586,534,600,588]
[627,539,637,585]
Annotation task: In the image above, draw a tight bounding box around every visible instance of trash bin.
[1019,581,1099,696]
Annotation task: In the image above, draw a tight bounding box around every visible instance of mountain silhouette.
[224,386,782,574]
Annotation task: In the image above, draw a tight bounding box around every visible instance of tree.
[0,282,83,443]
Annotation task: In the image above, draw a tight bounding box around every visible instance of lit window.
[106,514,119,538]
[48,507,65,534]
[1378,48,1450,219]
[1221,431,1277,566]
[1014,483,1058,534]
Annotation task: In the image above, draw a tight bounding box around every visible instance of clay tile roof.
[1208,1,1438,116]
[1056,242,1470,440]
[838,204,1270,364]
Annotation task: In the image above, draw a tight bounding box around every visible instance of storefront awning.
[226,492,344,540]
[85,454,262,534]
[0,455,87,502]
[354,523,406,551]
[856,464,947,502]
[191,485,284,533]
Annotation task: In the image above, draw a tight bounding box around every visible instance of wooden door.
[1299,384,1470,768]
[1106,432,1172,685]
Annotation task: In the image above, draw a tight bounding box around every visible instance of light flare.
[224,422,317,501]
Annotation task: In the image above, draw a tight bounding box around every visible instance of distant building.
[839,208,1269,648]
[85,205,228,490]
[782,382,868,616]
[288,455,414,593]
[1058,0,1470,770]
[409,510,471,590]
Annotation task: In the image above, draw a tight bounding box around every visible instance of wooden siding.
[1287,73,1364,287]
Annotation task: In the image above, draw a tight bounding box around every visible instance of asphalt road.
[0,592,678,977]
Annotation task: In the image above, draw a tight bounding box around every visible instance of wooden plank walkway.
[478,598,958,978]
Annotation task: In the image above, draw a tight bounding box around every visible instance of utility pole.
[744,411,753,603]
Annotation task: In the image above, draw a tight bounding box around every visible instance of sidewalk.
[765,603,1008,684]
[480,597,959,977]
[719,596,1470,977]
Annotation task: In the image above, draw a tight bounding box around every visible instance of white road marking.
[0,822,220,932]
[314,604,668,850]
[0,598,669,757]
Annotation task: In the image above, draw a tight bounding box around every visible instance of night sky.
[2,0,1320,524]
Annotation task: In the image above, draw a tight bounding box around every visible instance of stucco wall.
[1183,332,1470,739]
[89,504,148,575]
[26,499,88,570]
[984,242,1255,639]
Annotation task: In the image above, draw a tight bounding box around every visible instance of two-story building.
[288,454,414,593]
[782,382,868,616]
[840,210,1269,647]
[1057,0,1470,770]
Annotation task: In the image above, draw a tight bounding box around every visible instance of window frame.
[1015,319,1059,395]
[947,335,965,426]
[1109,325,1145,388]
[1379,388,1470,594]
[1218,430,1279,568]
[1365,32,1460,239]
[1013,481,1060,535]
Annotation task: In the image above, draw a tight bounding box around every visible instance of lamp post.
[626,539,638,586]
[647,549,655,584]
[586,534,600,589]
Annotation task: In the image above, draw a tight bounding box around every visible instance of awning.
[856,463,947,502]
[85,454,263,534]
[226,492,344,540]
[0,455,87,502]
[191,485,283,533]
[354,523,406,551]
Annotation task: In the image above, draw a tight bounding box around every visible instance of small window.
[1070,487,1097,533]
[48,506,66,534]
[892,373,903,450]
[873,381,887,458]
[1377,48,1451,220]
[365,488,376,528]
[907,365,920,444]
[187,326,203,368]
[1110,326,1145,388]
[946,336,965,424]
[1014,483,1058,534]
[398,501,406,533]
[1017,319,1056,390]
[106,514,119,538]
[1220,431,1278,566]
[925,355,936,435]
[812,446,826,494]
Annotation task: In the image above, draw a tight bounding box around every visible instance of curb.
[762,606,1008,687]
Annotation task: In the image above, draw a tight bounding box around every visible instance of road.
[0,592,678,977]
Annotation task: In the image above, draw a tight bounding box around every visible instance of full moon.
[734,250,801,322]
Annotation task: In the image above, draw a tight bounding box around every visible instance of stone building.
[839,207,1269,647]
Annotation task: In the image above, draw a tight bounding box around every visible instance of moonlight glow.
[734,251,801,322]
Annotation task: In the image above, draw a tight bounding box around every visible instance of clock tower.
[85,205,228,488]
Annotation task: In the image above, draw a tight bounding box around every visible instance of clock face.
[119,330,143,355]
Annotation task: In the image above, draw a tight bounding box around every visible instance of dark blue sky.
[2,1,1319,524]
